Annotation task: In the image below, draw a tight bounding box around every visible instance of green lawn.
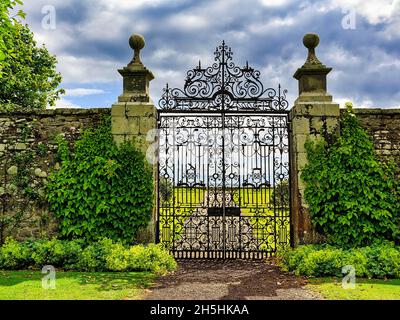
[307,277,400,300]
[0,270,156,300]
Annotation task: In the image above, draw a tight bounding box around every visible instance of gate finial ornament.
[117,33,154,103]
[129,34,145,66]
[293,33,332,95]
[303,33,321,66]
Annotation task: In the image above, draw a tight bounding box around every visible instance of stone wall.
[0,108,110,242]
[351,108,400,166]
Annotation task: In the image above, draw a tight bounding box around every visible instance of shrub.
[279,242,400,278]
[297,246,343,277]
[78,238,115,272]
[127,244,178,275]
[31,238,83,270]
[363,241,400,278]
[105,242,130,271]
[0,238,177,274]
[46,117,154,244]
[301,103,400,247]
[105,243,178,275]
[0,238,32,269]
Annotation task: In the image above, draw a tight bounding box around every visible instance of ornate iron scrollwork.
[158,41,288,112]
[157,43,291,259]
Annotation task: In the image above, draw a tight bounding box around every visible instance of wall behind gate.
[0,106,399,243]
[351,108,400,166]
[0,108,110,241]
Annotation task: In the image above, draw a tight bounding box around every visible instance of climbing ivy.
[46,117,153,244]
[301,103,400,248]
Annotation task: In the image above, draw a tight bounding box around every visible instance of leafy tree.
[0,1,64,109]
[301,103,400,247]
[46,117,154,244]
[0,0,23,73]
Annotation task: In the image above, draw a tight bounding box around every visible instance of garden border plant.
[278,241,400,279]
[0,237,177,275]
[279,102,400,280]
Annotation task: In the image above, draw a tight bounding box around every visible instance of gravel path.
[144,260,323,300]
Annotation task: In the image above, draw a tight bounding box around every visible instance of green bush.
[0,238,32,269]
[105,243,177,275]
[363,241,400,278]
[31,238,83,270]
[279,242,400,278]
[78,238,115,272]
[0,238,177,275]
[46,117,154,244]
[297,246,343,277]
[301,103,400,247]
[127,244,178,274]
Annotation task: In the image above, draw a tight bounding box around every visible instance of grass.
[307,277,400,300]
[0,270,156,300]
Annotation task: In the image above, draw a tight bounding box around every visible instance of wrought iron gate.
[157,42,291,259]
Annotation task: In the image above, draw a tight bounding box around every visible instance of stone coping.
[0,108,111,116]
[341,107,400,115]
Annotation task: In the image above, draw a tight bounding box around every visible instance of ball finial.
[129,34,145,51]
[302,33,321,65]
[128,34,145,65]
[303,33,319,49]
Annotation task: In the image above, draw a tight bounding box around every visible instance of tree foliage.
[0,0,23,70]
[301,103,400,247]
[46,117,154,244]
[0,0,64,109]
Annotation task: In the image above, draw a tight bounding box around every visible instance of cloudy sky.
[18,0,400,108]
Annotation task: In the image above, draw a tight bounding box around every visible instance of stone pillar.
[111,34,157,243]
[290,33,340,245]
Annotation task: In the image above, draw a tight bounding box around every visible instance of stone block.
[128,117,140,135]
[34,168,47,178]
[139,116,157,135]
[111,104,126,117]
[292,117,310,135]
[324,103,340,116]
[294,92,333,104]
[309,104,325,116]
[112,116,129,135]
[297,152,308,170]
[7,166,18,175]
[310,117,324,132]
[15,143,27,150]
[113,134,126,145]
[325,117,339,133]
[294,134,308,153]
[126,103,157,117]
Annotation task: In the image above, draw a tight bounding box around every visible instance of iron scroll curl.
[158,41,288,112]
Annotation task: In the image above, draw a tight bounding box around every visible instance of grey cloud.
[21,0,400,108]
